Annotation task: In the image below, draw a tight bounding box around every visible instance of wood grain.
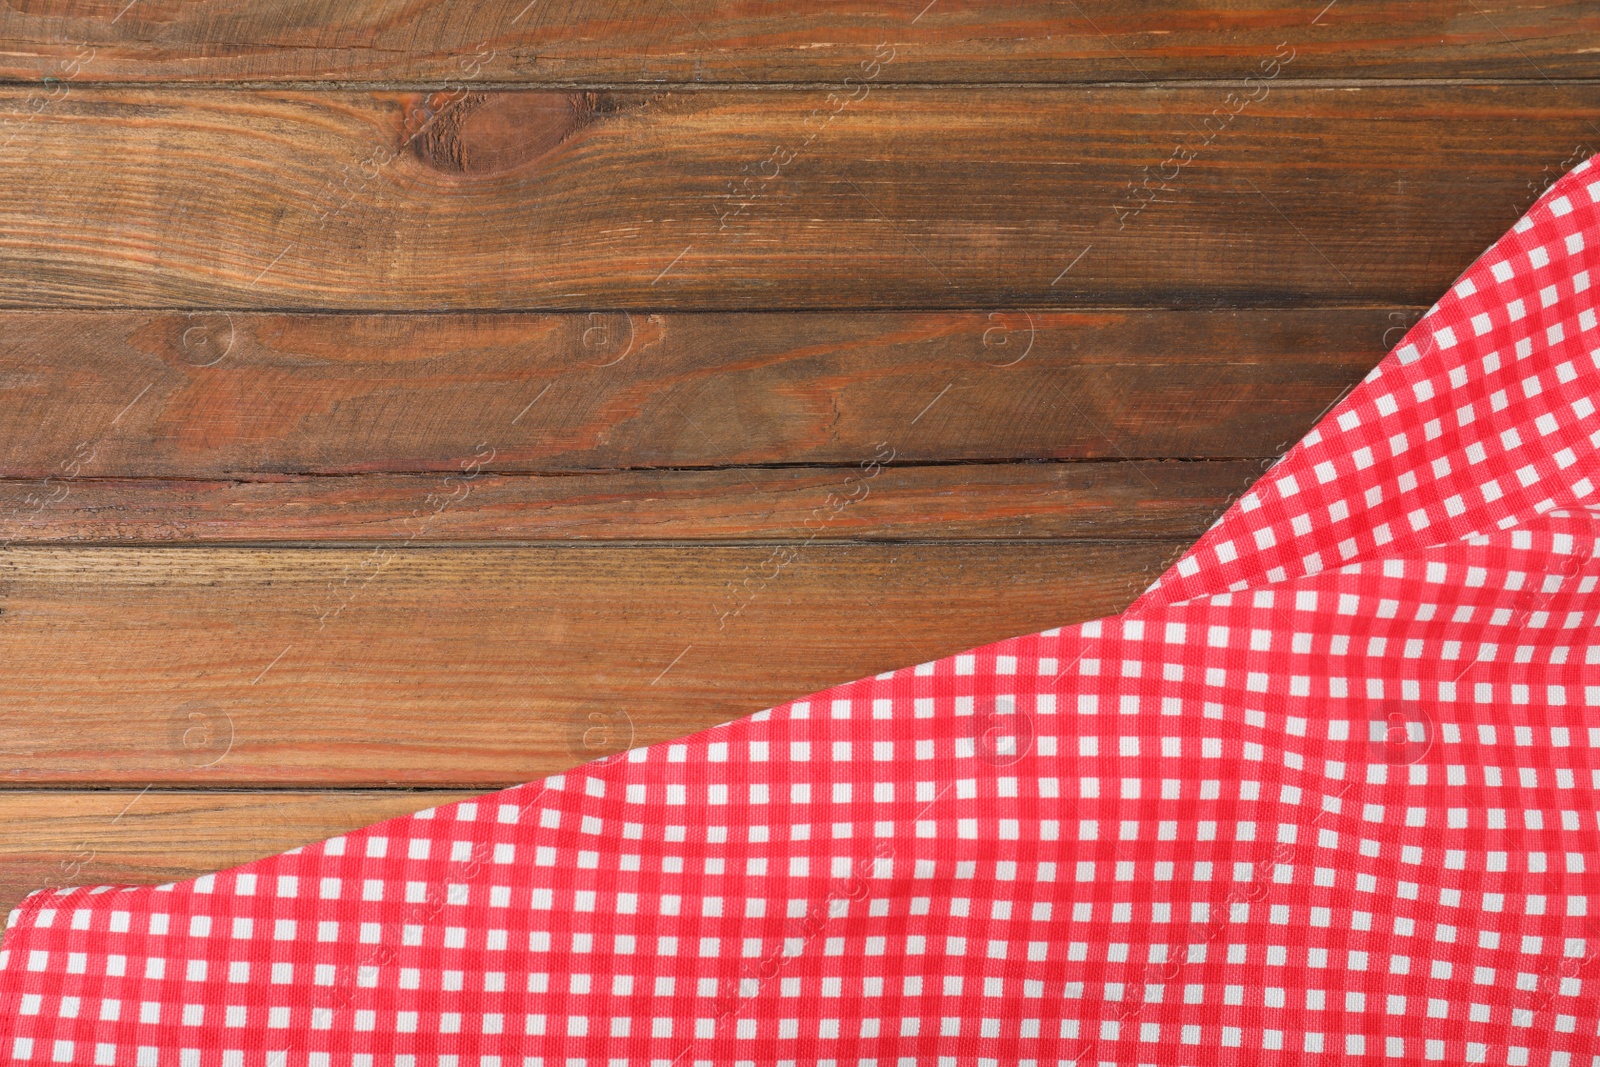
[5,0,1591,917]
[0,542,1179,786]
[0,87,1595,309]
[0,310,1385,478]
[0,1,1595,83]
[0,462,1262,544]
[0,791,476,921]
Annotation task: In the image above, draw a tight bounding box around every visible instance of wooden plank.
[0,2,1595,83]
[0,87,1594,310]
[0,310,1384,478]
[0,791,476,921]
[0,461,1262,544]
[0,542,1179,787]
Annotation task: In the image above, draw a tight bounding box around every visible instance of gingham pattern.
[3,153,1600,1066]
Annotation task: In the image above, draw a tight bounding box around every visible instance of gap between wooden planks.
[0,463,1261,544]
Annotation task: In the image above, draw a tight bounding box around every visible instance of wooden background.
[1,1,1597,918]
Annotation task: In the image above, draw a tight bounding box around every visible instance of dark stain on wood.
[412,91,592,175]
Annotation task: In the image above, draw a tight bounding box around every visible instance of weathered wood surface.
[0,791,476,921]
[2,2,1594,902]
[0,462,1261,543]
[0,309,1384,478]
[0,542,1180,786]
[0,87,1595,310]
[0,1,1596,83]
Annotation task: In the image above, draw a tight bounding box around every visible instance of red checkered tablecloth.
[4,152,1600,1066]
